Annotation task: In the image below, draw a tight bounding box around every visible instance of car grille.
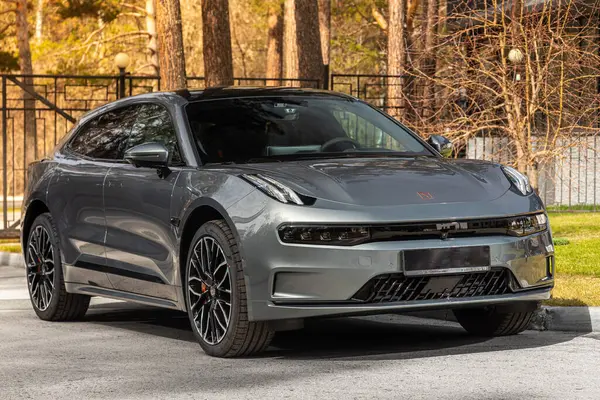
[351,269,511,303]
[368,215,543,241]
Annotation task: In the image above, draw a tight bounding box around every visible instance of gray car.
[21,87,554,357]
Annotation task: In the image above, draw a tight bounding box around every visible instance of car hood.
[231,157,512,207]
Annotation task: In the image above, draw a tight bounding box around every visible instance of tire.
[453,303,538,337]
[184,220,273,357]
[25,213,90,321]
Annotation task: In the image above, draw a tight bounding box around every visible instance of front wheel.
[453,303,539,337]
[184,220,273,357]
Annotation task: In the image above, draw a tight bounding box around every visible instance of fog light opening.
[546,256,554,278]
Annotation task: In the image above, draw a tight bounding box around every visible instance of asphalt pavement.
[1,264,599,400]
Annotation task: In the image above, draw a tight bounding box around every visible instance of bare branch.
[371,6,387,31]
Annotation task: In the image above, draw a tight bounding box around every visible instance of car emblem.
[417,191,434,200]
[436,221,468,240]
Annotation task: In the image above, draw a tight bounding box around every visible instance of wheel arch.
[178,199,242,288]
[21,199,50,249]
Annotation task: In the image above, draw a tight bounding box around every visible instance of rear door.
[49,106,136,287]
[103,103,184,302]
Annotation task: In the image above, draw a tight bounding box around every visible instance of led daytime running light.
[279,226,371,246]
[502,166,532,195]
[242,174,304,205]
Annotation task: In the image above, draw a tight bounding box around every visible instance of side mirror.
[427,135,453,158]
[124,142,170,168]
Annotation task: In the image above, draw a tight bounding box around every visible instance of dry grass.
[0,243,21,253]
[546,275,600,307]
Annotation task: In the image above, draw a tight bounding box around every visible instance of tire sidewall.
[184,221,243,356]
[26,213,63,319]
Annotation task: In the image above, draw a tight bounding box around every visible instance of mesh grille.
[351,269,511,303]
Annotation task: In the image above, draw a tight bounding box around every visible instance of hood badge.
[417,191,434,200]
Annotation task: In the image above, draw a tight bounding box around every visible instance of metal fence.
[1,72,598,236]
[331,73,423,116]
[467,134,600,211]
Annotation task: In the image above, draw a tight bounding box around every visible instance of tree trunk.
[96,16,105,60]
[283,0,298,85]
[294,0,323,87]
[266,2,283,83]
[16,0,37,182]
[421,0,438,120]
[403,0,420,121]
[202,0,234,87]
[386,0,407,119]
[35,0,44,43]
[146,0,160,77]
[318,0,330,87]
[156,0,187,90]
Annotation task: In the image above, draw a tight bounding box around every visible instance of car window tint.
[68,106,138,160]
[127,104,183,165]
[186,97,428,163]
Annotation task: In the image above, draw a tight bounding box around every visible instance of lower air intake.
[351,269,511,303]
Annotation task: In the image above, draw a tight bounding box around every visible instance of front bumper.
[229,192,554,321]
[243,231,553,321]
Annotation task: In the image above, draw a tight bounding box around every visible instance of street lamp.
[114,52,130,99]
[508,48,524,64]
[507,48,524,81]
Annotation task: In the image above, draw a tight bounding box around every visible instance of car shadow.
[84,303,587,361]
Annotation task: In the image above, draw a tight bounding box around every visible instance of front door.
[50,108,136,288]
[103,103,184,301]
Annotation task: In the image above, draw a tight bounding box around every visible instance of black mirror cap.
[427,135,453,158]
[124,142,170,168]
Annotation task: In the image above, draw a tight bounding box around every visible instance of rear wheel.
[184,220,273,357]
[25,213,90,321]
[453,303,539,336]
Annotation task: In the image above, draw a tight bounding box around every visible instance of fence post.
[323,64,330,90]
[2,76,7,231]
[118,68,126,99]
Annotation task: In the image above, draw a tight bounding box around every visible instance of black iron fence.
[0,72,598,235]
[331,73,422,116]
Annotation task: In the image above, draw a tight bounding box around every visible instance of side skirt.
[65,282,181,310]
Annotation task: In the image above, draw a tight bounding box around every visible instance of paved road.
[1,264,599,400]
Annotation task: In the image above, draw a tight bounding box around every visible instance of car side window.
[126,103,183,165]
[68,106,138,160]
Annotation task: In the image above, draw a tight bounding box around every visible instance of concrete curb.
[0,251,23,268]
[408,306,600,333]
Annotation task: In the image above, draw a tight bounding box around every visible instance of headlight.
[502,166,532,195]
[241,174,310,205]
[507,213,547,236]
[279,225,371,245]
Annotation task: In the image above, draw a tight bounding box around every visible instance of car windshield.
[185,96,433,163]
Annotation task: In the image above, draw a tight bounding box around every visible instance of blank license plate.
[402,246,491,276]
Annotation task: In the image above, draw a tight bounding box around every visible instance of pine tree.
[156,0,187,89]
[202,0,234,87]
